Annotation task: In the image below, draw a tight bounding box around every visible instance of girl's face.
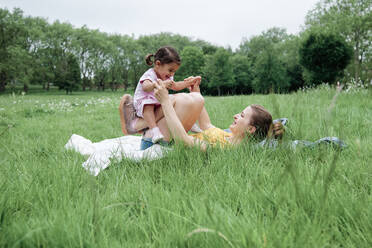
[229,106,256,137]
[154,61,180,80]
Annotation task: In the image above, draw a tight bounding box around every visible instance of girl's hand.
[163,79,174,89]
[184,76,202,87]
[185,76,202,92]
[184,76,195,87]
[154,79,170,103]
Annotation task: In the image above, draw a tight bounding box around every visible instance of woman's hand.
[273,122,285,139]
[154,79,170,103]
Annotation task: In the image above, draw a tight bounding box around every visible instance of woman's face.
[229,106,256,136]
[154,61,180,80]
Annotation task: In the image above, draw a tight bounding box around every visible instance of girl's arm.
[154,81,208,150]
[142,80,156,92]
[170,76,201,91]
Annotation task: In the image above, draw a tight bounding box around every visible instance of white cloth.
[65,134,168,176]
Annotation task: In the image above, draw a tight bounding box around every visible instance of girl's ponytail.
[147,47,181,66]
[145,54,154,66]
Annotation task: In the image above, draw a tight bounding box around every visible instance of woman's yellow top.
[190,127,232,147]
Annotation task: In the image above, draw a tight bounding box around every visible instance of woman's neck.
[227,134,244,145]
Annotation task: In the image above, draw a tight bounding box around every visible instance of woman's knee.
[189,92,204,107]
[176,93,203,109]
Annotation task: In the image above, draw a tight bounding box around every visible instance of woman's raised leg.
[144,92,204,141]
[120,93,204,140]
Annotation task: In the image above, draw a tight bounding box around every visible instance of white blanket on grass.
[65,134,168,176]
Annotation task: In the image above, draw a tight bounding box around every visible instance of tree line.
[0,0,371,95]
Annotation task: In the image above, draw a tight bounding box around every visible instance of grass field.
[1,87,371,247]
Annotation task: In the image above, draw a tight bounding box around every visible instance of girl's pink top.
[133,68,173,117]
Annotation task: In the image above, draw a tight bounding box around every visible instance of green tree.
[41,21,76,91]
[175,46,204,81]
[305,0,372,84]
[0,8,29,92]
[55,53,81,94]
[252,48,290,93]
[202,48,234,95]
[128,41,146,88]
[279,35,306,91]
[238,27,292,93]
[231,54,253,94]
[72,26,97,91]
[23,16,52,91]
[106,34,134,91]
[299,31,352,85]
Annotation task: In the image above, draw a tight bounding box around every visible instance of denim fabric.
[140,138,154,150]
[257,137,347,149]
[140,138,172,150]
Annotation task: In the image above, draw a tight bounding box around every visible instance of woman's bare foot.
[119,94,139,135]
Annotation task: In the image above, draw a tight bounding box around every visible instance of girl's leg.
[142,104,165,142]
[134,96,176,131]
[142,104,156,129]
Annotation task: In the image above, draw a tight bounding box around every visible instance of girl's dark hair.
[145,46,181,66]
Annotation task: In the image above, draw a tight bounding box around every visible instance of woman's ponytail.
[272,122,284,139]
[267,123,274,139]
[145,54,154,66]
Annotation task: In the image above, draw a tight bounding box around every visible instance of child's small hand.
[184,76,202,87]
[184,76,194,87]
[162,79,174,89]
[184,76,197,86]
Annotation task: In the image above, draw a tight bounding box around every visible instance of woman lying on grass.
[120,79,284,150]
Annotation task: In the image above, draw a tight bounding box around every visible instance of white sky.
[0,0,319,49]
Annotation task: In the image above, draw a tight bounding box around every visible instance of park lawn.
[0,88,371,247]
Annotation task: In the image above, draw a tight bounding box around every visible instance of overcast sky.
[1,0,319,49]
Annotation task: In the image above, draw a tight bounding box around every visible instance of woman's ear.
[155,60,161,66]
[248,125,256,134]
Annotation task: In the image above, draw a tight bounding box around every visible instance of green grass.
[0,88,371,247]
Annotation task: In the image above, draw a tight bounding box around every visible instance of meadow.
[0,87,371,247]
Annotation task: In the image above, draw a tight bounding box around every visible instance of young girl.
[133,46,200,143]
